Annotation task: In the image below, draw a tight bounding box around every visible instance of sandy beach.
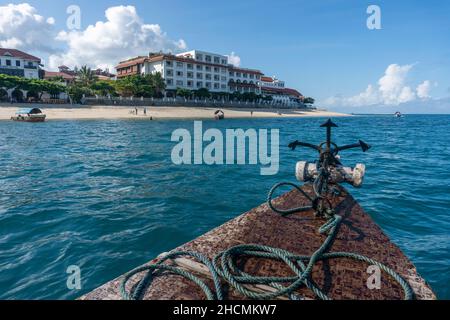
[0,105,349,121]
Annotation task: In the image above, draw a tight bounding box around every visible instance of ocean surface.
[0,115,449,300]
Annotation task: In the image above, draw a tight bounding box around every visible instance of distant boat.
[394,111,403,118]
[11,108,46,122]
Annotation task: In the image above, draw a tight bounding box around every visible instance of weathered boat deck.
[81,185,435,300]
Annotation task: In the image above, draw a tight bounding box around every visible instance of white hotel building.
[116,50,263,95]
[0,48,41,79]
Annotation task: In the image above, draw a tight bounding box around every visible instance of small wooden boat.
[80,185,435,301]
[80,119,436,301]
[11,108,46,122]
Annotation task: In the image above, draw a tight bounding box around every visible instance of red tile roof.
[44,71,76,80]
[0,48,41,62]
[262,86,303,98]
[261,76,274,82]
[283,88,303,98]
[229,66,263,75]
[116,53,264,75]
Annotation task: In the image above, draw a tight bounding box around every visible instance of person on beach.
[135,107,138,115]
[144,108,147,116]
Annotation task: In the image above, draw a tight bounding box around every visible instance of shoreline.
[0,105,350,121]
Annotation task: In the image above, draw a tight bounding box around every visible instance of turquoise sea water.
[0,115,449,300]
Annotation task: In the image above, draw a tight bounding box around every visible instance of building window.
[243,73,248,78]
[166,61,173,67]
[196,73,203,79]
[205,66,211,72]
[166,79,173,85]
[221,59,227,65]
[197,54,203,61]
[236,72,241,77]
[214,67,219,73]
[221,84,227,89]
[214,83,220,89]
[214,57,220,63]
[205,74,212,80]
[187,80,193,87]
[176,71,183,77]
[250,74,254,79]
[176,80,183,86]
[187,72,194,78]
[205,55,212,62]
[214,75,220,81]
[221,76,227,82]
[16,60,20,67]
[196,65,203,71]
[176,62,184,68]
[229,71,234,76]
[197,81,203,88]
[221,68,226,74]
[6,60,11,66]
[187,63,193,69]
[166,70,173,76]
[205,82,211,88]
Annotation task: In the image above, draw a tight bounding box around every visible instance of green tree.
[0,88,8,101]
[230,91,242,101]
[176,88,192,99]
[78,66,98,86]
[67,83,92,104]
[303,97,315,105]
[194,88,211,99]
[45,82,66,99]
[90,80,116,96]
[150,72,166,97]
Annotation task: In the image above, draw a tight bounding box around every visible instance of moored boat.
[11,108,46,122]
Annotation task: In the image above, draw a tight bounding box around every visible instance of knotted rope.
[120,180,414,300]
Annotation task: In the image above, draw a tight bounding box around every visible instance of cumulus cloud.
[48,5,187,70]
[325,64,435,107]
[0,3,56,53]
[226,52,241,67]
[416,80,432,99]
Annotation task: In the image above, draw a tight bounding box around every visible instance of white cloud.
[0,3,56,53]
[325,64,435,107]
[416,80,432,99]
[46,17,55,25]
[378,64,415,104]
[226,52,241,67]
[48,5,187,70]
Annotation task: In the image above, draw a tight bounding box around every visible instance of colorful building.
[116,50,263,95]
[0,48,42,79]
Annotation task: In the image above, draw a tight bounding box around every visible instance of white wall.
[0,55,40,79]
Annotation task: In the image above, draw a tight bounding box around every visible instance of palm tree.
[78,66,97,86]
[151,72,166,97]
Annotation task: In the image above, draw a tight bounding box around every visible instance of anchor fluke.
[320,119,338,128]
[359,140,371,152]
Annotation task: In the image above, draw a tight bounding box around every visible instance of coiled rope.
[120,180,414,300]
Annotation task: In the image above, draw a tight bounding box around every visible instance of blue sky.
[1,0,449,113]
